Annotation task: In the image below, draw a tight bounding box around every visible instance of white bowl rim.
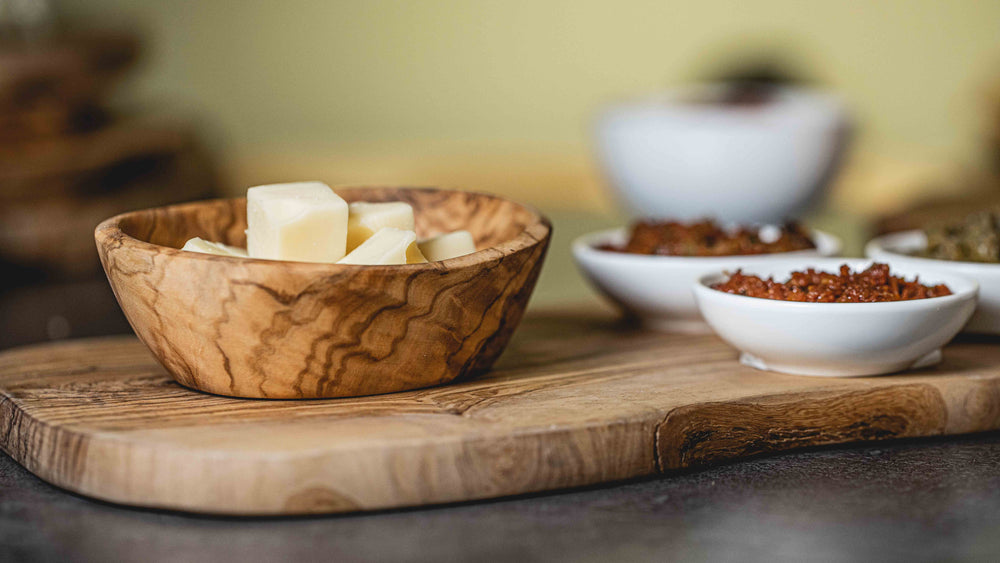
[866,229,1000,269]
[693,258,978,311]
[572,227,842,264]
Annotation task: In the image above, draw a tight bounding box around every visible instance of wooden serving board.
[3,309,1000,515]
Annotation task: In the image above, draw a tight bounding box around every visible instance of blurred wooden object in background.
[0,26,219,348]
[0,31,133,140]
[989,76,1000,177]
[0,116,217,277]
[873,73,1000,236]
[873,175,1000,235]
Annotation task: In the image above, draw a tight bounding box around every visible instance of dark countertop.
[3,433,999,563]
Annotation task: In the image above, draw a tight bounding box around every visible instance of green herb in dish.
[923,211,1000,263]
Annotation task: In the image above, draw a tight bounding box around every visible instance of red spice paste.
[602,220,815,257]
[711,263,952,303]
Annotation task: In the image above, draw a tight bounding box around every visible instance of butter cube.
[418,230,477,262]
[246,182,348,263]
[338,228,428,265]
[181,237,248,257]
[347,202,415,252]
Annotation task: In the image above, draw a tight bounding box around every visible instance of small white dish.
[693,259,978,377]
[594,83,849,223]
[866,230,1000,335]
[572,227,841,332]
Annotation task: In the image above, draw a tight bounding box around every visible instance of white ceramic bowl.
[595,84,849,223]
[693,259,978,377]
[572,227,841,332]
[866,230,1000,334]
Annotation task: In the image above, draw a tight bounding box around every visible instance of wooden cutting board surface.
[3,309,1000,515]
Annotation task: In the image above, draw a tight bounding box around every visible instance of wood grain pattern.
[94,187,552,399]
[2,309,1000,515]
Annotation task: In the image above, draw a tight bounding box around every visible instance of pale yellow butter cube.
[246,182,348,263]
[338,228,427,265]
[181,237,248,257]
[346,201,415,252]
[418,230,476,262]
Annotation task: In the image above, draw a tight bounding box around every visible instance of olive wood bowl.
[95,187,551,399]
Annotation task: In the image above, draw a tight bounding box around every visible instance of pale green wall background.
[59,0,1000,212]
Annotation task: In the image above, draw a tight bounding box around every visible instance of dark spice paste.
[687,82,777,108]
[711,263,952,303]
[602,219,815,257]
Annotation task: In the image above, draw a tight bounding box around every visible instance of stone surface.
[3,433,999,562]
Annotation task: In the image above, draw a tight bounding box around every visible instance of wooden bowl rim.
[95,186,552,272]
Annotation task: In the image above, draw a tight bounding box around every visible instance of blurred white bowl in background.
[595,84,850,223]
[572,227,841,333]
